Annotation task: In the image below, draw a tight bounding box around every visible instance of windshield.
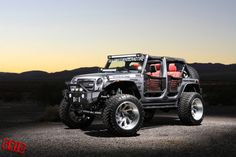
[104,56,145,72]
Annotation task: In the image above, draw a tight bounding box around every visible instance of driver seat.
[148,63,161,77]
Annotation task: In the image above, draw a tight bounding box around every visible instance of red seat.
[155,64,161,71]
[132,63,140,69]
[167,63,182,78]
[147,63,161,77]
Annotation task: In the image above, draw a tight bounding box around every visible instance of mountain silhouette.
[190,63,236,81]
[0,63,235,106]
[0,67,100,81]
[0,64,236,82]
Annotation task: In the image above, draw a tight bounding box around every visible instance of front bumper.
[65,83,100,104]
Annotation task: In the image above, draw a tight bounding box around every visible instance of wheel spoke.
[126,117,132,124]
[124,118,128,128]
[120,118,126,127]
[125,108,133,112]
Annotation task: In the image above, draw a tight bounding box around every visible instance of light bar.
[101,68,117,72]
[108,53,142,59]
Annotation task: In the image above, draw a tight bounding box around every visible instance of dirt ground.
[0,103,235,157]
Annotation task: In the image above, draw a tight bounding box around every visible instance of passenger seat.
[167,63,182,78]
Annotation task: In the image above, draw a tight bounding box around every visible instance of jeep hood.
[71,72,141,82]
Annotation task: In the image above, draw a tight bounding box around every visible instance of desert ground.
[0,102,236,157]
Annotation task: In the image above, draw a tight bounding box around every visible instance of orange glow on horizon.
[1,50,235,73]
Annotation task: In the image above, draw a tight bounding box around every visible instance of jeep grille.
[77,79,95,91]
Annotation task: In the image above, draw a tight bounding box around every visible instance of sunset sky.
[0,0,235,73]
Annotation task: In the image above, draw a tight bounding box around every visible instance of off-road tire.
[187,65,199,79]
[103,94,144,136]
[59,98,94,129]
[144,110,155,122]
[178,92,204,125]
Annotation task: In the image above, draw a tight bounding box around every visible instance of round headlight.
[96,78,103,85]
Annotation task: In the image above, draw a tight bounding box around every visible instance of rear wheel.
[59,98,94,129]
[178,92,204,125]
[103,94,144,136]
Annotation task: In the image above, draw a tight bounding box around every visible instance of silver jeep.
[59,53,204,136]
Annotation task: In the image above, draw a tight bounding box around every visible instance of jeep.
[59,53,204,136]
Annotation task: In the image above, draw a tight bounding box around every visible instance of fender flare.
[103,81,141,99]
[181,83,201,95]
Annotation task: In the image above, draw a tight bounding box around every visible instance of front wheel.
[59,98,94,129]
[103,94,144,136]
[178,92,204,125]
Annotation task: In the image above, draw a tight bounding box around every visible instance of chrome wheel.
[191,98,203,121]
[115,101,140,130]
